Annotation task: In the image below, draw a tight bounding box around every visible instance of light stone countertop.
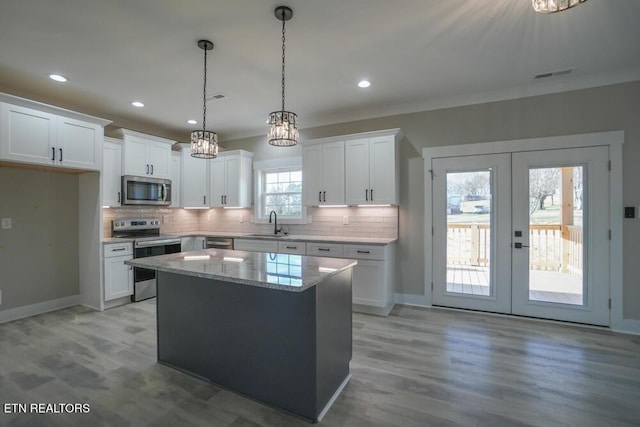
[125,249,357,292]
[104,232,396,245]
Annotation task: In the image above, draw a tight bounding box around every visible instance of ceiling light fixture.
[267,6,299,147]
[131,101,144,108]
[358,80,371,88]
[190,39,218,159]
[49,74,68,83]
[532,0,587,13]
[187,119,197,125]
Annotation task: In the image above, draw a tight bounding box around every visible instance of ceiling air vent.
[534,68,574,80]
[206,93,226,101]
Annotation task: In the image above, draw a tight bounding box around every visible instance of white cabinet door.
[224,156,241,207]
[170,151,181,207]
[57,117,101,170]
[345,136,397,205]
[369,136,396,204]
[194,236,207,250]
[181,150,209,207]
[103,140,122,207]
[0,103,56,165]
[302,141,345,206]
[210,157,226,207]
[104,255,133,301]
[352,260,386,307]
[147,141,171,178]
[302,144,323,205]
[123,136,149,176]
[321,141,345,205]
[345,138,370,205]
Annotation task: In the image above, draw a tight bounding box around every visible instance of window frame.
[253,158,307,225]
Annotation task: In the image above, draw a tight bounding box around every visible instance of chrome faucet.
[269,210,281,235]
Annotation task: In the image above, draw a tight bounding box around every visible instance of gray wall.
[0,167,79,310]
[222,80,640,321]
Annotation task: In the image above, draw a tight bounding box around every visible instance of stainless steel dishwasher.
[206,237,234,249]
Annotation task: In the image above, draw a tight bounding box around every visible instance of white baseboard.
[395,293,430,307]
[0,295,80,324]
[612,318,640,336]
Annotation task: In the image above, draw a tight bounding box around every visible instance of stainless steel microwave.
[121,175,172,206]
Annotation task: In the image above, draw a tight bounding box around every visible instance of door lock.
[514,242,530,249]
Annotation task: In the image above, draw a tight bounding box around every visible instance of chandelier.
[532,0,587,13]
[191,39,218,159]
[267,6,299,147]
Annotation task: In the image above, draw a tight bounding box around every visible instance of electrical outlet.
[343,215,349,225]
[239,215,244,223]
[1,218,11,229]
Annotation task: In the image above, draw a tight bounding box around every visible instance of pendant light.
[267,6,299,147]
[532,0,587,13]
[191,39,218,159]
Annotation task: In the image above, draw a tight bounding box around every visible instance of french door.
[431,146,610,326]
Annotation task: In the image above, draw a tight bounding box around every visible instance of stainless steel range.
[112,218,182,302]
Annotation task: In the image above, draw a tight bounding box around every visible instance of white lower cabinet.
[104,242,133,301]
[233,238,396,315]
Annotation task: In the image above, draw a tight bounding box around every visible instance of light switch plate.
[1,218,11,229]
[343,215,349,225]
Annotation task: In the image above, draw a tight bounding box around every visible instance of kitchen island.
[126,249,356,423]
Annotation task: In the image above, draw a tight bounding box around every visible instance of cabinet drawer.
[234,239,278,253]
[104,242,133,257]
[277,241,306,255]
[306,243,343,258]
[343,244,385,260]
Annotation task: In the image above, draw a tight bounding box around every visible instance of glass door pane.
[528,166,584,306]
[446,171,492,296]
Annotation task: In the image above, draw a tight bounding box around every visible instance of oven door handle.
[162,184,169,202]
[135,239,181,248]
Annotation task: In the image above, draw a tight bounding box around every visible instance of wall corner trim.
[395,293,430,307]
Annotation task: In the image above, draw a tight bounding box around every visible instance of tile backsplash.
[102,206,398,239]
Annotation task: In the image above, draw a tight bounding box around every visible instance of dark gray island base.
[129,250,355,423]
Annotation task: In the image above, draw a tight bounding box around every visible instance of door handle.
[59,148,63,162]
[370,189,373,201]
[319,191,322,203]
[221,195,224,205]
[117,191,121,203]
[51,147,55,161]
[224,195,227,204]
[323,191,326,202]
[204,195,206,205]
[150,164,154,175]
[146,164,149,174]
[514,242,530,249]
[366,189,368,201]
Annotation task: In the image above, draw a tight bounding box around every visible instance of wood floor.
[1,301,639,426]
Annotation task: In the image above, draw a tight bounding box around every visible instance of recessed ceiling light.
[131,101,145,108]
[358,80,371,88]
[187,119,197,125]
[49,74,68,83]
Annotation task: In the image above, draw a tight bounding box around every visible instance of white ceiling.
[1,0,639,142]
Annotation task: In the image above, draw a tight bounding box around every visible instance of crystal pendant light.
[191,40,218,159]
[267,6,299,147]
[532,0,587,13]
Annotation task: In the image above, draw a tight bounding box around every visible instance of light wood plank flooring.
[1,301,639,426]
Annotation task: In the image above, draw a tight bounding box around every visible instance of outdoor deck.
[446,265,583,305]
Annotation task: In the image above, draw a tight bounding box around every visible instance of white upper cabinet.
[170,151,182,208]
[119,129,174,179]
[302,140,345,206]
[209,150,253,208]
[345,130,401,205]
[0,99,108,171]
[103,138,123,207]
[181,145,209,208]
